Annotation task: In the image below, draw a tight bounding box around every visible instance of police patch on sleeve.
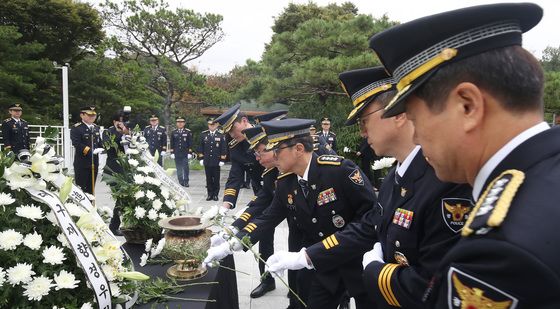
[441,198,473,233]
[447,267,518,309]
[348,169,364,186]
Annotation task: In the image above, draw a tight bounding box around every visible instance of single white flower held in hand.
[144,239,153,252]
[0,192,16,206]
[15,204,44,221]
[372,157,396,170]
[7,263,35,285]
[0,229,24,250]
[23,231,43,250]
[23,275,54,301]
[53,270,80,290]
[42,245,66,265]
[139,253,149,267]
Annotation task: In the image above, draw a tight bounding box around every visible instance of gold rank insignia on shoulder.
[262,167,275,177]
[317,155,344,165]
[277,172,294,180]
[448,267,517,309]
[229,139,239,149]
[442,198,474,233]
[348,169,364,186]
[462,169,524,237]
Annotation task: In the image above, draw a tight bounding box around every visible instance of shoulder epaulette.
[20,118,27,122]
[462,169,525,237]
[262,167,276,177]
[277,172,294,180]
[159,126,165,129]
[145,125,150,128]
[218,129,224,134]
[202,130,209,133]
[3,118,11,122]
[317,155,344,165]
[74,122,82,127]
[331,132,336,136]
[229,139,240,149]
[185,128,191,131]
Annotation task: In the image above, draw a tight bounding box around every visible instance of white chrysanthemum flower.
[134,191,145,200]
[0,229,24,250]
[57,233,70,248]
[133,174,145,185]
[144,239,153,252]
[137,166,151,174]
[0,267,6,287]
[7,263,35,285]
[152,199,163,211]
[65,202,86,218]
[45,210,58,226]
[81,228,98,243]
[126,148,139,155]
[139,253,149,267]
[145,190,156,200]
[98,206,112,218]
[54,270,80,290]
[160,187,170,199]
[15,204,44,221]
[148,177,161,186]
[101,264,117,281]
[372,157,396,170]
[23,275,54,301]
[0,192,16,206]
[110,281,121,297]
[147,209,158,220]
[23,232,43,250]
[164,199,175,209]
[80,303,94,309]
[158,212,168,220]
[134,207,146,219]
[42,245,66,265]
[128,159,139,167]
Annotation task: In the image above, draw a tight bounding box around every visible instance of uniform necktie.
[298,179,309,198]
[395,172,402,185]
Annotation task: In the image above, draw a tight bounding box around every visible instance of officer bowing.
[170,116,192,187]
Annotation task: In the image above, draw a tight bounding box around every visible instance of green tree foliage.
[0,0,104,63]
[0,26,58,124]
[541,46,560,115]
[101,0,224,128]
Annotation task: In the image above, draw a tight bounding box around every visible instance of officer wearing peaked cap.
[198,117,227,201]
[307,66,473,308]
[370,3,560,307]
[213,103,264,209]
[170,116,192,187]
[71,106,103,194]
[143,114,167,166]
[2,103,30,155]
[317,117,337,152]
[204,118,378,308]
[310,125,336,156]
[253,110,288,124]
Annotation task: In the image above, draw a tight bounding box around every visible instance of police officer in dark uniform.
[71,106,103,195]
[169,116,192,187]
[2,103,30,154]
[205,118,378,309]
[103,113,129,235]
[143,114,167,166]
[198,117,227,201]
[370,3,560,307]
[317,118,337,152]
[310,125,336,156]
[213,103,264,210]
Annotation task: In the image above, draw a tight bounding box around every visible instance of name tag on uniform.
[317,188,336,206]
[215,138,221,141]
[392,208,414,229]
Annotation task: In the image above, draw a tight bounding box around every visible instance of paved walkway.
[94,161,293,309]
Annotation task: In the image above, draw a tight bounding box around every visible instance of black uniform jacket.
[143,125,167,154]
[2,118,30,153]
[232,167,279,231]
[197,130,227,166]
[430,127,560,309]
[223,139,264,207]
[359,150,473,308]
[71,122,102,168]
[317,130,337,152]
[103,126,125,174]
[236,154,376,296]
[170,128,192,158]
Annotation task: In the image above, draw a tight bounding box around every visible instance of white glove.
[219,161,225,167]
[170,154,175,159]
[203,238,242,268]
[188,154,193,159]
[362,242,384,269]
[92,148,104,155]
[160,151,166,157]
[199,160,204,166]
[210,226,239,247]
[266,248,312,277]
[201,205,229,223]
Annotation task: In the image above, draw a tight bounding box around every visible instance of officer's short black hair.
[233,112,248,124]
[374,90,397,109]
[415,46,544,114]
[279,136,314,152]
[112,113,123,122]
